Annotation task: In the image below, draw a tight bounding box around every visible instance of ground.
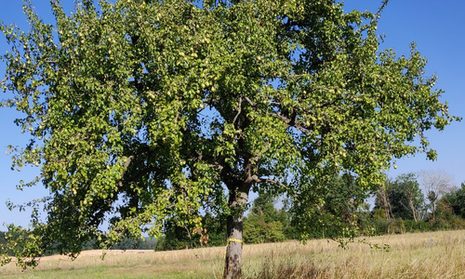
[1,230,465,278]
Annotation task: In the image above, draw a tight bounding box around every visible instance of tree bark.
[223,188,249,279]
[408,197,418,222]
[379,187,392,220]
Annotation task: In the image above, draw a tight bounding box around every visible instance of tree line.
[22,171,457,251]
[156,172,465,249]
[2,172,465,253]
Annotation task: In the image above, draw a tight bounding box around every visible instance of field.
[1,230,465,278]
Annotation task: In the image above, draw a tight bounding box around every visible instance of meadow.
[1,230,465,278]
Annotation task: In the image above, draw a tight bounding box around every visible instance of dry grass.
[1,230,465,278]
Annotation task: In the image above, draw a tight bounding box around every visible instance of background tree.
[0,231,8,266]
[243,195,287,244]
[158,212,227,250]
[373,181,394,221]
[427,191,438,221]
[440,183,465,219]
[0,0,456,278]
[380,174,425,222]
[289,173,371,240]
[419,170,454,220]
[373,174,426,234]
[0,232,5,247]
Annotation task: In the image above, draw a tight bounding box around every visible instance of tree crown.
[0,0,457,267]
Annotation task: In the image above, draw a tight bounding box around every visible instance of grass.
[2,230,465,278]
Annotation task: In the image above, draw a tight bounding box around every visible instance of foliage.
[374,173,424,221]
[289,174,371,240]
[392,174,424,220]
[202,213,228,247]
[157,212,227,250]
[440,183,465,219]
[0,0,456,273]
[0,232,5,246]
[369,175,465,235]
[370,216,465,235]
[243,195,287,244]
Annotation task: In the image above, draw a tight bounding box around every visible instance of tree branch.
[232,97,243,125]
[249,175,284,186]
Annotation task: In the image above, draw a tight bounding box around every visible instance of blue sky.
[1,1,464,228]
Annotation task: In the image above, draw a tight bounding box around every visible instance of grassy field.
[1,230,465,278]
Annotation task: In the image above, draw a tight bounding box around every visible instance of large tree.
[375,173,425,222]
[0,0,456,278]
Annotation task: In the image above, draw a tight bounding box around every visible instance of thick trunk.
[380,188,392,220]
[223,189,248,279]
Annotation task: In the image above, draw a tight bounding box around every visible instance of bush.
[243,195,287,244]
[244,218,285,244]
[387,219,406,234]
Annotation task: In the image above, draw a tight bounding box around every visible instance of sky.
[0,0,464,228]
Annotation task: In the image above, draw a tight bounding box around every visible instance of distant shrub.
[387,219,406,234]
[403,220,429,232]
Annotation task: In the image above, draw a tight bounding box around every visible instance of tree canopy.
[0,0,457,277]
[441,183,465,219]
[374,173,425,222]
[243,195,288,244]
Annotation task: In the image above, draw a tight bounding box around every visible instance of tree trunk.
[223,189,248,279]
[380,188,392,220]
[408,198,418,222]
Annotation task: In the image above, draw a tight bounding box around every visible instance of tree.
[441,183,465,219]
[419,170,454,220]
[290,173,370,240]
[159,212,227,250]
[384,174,425,222]
[0,232,7,265]
[374,181,394,220]
[0,0,456,278]
[427,190,438,220]
[243,195,286,244]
